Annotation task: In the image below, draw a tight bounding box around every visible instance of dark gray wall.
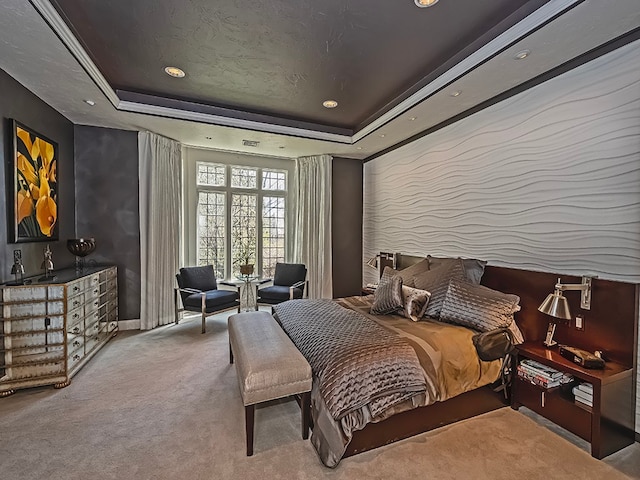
[74,125,140,320]
[0,69,75,282]
[331,157,363,298]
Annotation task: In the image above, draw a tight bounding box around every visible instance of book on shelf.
[577,382,593,395]
[574,396,593,408]
[517,366,560,388]
[520,359,563,379]
[572,386,593,405]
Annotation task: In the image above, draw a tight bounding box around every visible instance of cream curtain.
[138,131,182,330]
[292,154,332,299]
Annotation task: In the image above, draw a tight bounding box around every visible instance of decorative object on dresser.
[66,237,97,272]
[8,119,59,243]
[39,244,56,281]
[9,249,25,286]
[0,266,118,397]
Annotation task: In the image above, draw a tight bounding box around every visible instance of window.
[195,162,287,279]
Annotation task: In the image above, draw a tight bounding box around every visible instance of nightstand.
[511,341,635,458]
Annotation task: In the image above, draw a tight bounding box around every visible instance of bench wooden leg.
[229,343,234,364]
[245,404,255,456]
[301,391,310,440]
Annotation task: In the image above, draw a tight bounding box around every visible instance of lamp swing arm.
[553,276,594,310]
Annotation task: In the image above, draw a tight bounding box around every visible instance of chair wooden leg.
[245,404,255,456]
[229,343,234,364]
[174,289,179,325]
[301,391,310,440]
[201,294,206,334]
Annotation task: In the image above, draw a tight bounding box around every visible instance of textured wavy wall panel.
[363,40,640,431]
[364,41,640,283]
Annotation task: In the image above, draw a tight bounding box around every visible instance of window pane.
[262,170,286,191]
[197,163,226,187]
[231,193,257,276]
[262,196,286,278]
[231,167,257,189]
[197,192,226,278]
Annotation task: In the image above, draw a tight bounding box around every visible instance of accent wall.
[0,68,75,282]
[363,41,640,432]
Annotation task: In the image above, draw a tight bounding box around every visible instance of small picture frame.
[7,119,59,243]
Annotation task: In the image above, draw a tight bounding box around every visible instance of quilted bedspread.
[273,299,427,420]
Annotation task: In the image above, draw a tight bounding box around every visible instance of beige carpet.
[0,312,636,479]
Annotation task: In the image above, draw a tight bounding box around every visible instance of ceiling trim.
[351,0,581,142]
[29,0,120,108]
[118,99,354,144]
[364,27,640,163]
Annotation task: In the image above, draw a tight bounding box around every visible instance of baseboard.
[117,319,141,330]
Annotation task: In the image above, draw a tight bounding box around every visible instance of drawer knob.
[72,327,80,334]
[73,286,79,292]
[73,354,80,360]
[73,340,80,347]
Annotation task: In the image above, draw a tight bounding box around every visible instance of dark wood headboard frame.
[346,253,638,458]
[395,253,639,368]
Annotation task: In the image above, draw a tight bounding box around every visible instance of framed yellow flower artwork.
[8,119,59,243]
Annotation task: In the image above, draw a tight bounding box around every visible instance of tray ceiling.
[0,0,639,159]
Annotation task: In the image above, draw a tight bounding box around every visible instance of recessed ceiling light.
[322,100,338,109]
[409,116,417,121]
[164,66,186,78]
[379,134,385,138]
[514,50,530,60]
[83,99,95,106]
[356,147,362,150]
[414,0,439,7]
[450,90,462,97]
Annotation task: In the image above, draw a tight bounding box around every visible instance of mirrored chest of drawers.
[1,266,118,396]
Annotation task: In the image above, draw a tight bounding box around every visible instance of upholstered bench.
[228,311,312,456]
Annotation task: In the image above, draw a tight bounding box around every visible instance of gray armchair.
[175,265,240,333]
[255,263,308,310]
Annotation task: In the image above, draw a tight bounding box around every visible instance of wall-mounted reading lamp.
[538,276,593,347]
[365,252,396,278]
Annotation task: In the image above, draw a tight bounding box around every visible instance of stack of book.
[517,359,573,388]
[572,382,593,407]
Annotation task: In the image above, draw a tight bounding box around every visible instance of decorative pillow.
[439,279,522,339]
[371,267,404,315]
[396,258,430,288]
[427,255,487,285]
[414,258,466,318]
[401,286,431,322]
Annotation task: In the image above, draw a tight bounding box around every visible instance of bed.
[272,253,522,467]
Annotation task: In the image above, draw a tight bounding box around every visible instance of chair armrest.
[218,281,241,292]
[177,287,204,295]
[289,280,308,299]
[256,278,273,292]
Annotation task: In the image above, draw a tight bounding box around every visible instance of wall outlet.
[575,314,584,331]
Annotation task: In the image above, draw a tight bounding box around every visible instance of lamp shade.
[538,290,571,320]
